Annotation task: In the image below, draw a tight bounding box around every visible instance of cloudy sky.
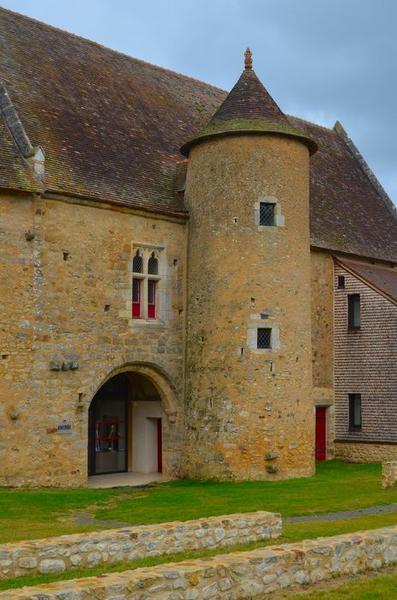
[2,0,396,201]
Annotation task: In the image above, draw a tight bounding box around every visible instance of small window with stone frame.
[132,248,162,321]
[259,202,275,226]
[257,327,272,349]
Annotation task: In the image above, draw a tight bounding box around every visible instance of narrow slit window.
[257,328,272,349]
[132,278,142,318]
[337,275,345,289]
[133,250,143,273]
[349,394,362,430]
[348,294,361,329]
[148,280,157,319]
[259,202,275,226]
[148,253,158,275]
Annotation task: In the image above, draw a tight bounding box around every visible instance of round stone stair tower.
[181,49,318,480]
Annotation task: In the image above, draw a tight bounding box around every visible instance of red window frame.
[132,278,142,318]
[148,279,157,319]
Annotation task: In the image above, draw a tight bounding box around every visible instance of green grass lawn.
[1,461,397,544]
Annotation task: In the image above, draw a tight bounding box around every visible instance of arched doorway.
[88,371,164,477]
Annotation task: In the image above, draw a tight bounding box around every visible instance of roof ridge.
[0,6,226,95]
[287,114,334,133]
[334,120,397,219]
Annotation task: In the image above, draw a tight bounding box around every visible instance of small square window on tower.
[257,327,272,349]
[259,202,275,226]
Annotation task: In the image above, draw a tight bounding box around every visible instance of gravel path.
[285,503,397,523]
[73,503,397,529]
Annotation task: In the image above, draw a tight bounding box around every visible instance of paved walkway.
[87,471,168,488]
[285,503,397,523]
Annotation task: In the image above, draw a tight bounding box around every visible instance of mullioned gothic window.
[132,248,161,320]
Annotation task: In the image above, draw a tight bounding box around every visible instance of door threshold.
[87,471,168,488]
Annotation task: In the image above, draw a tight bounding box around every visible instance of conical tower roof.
[181,49,317,156]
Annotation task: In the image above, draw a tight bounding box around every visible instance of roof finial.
[244,47,252,70]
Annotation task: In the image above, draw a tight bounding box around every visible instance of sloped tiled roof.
[207,65,288,124]
[1,8,397,260]
[337,257,397,305]
[292,117,397,262]
[0,7,224,216]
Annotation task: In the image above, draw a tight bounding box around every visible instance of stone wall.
[5,526,397,599]
[382,461,397,489]
[0,193,35,467]
[184,134,314,481]
[0,192,187,486]
[335,441,397,463]
[310,250,334,395]
[0,512,281,580]
[310,250,335,459]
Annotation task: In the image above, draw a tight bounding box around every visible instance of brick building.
[1,8,397,486]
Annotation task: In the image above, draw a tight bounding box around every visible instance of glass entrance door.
[88,374,129,475]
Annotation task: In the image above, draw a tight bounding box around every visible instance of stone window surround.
[130,243,164,324]
[247,316,280,352]
[254,196,285,230]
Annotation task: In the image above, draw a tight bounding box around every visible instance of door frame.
[88,395,129,476]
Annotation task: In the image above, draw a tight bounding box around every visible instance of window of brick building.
[337,275,345,289]
[348,294,361,330]
[349,393,362,430]
[257,328,272,349]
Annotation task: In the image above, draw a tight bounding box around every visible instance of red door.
[157,419,163,473]
[315,407,327,461]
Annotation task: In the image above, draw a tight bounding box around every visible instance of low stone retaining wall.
[4,526,397,599]
[382,461,397,488]
[0,511,281,580]
[335,441,397,463]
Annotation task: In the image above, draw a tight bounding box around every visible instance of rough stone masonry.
[3,525,397,599]
[0,512,281,580]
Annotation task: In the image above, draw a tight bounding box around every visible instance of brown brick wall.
[334,262,397,448]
